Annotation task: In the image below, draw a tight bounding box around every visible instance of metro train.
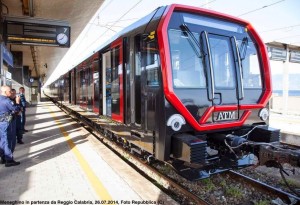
[46,4,291,180]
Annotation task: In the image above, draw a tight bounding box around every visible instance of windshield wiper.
[180,24,201,58]
[239,37,248,61]
[231,36,244,100]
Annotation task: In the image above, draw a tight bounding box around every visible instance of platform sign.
[290,51,300,64]
[268,46,287,61]
[1,43,13,67]
[4,16,70,48]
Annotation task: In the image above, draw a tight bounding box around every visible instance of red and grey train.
[47,4,287,180]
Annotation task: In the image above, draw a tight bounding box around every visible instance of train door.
[110,40,124,123]
[134,37,142,126]
[63,74,70,103]
[124,36,142,127]
[102,40,124,123]
[71,69,76,104]
[140,38,160,131]
[68,71,71,103]
[126,36,142,127]
[76,66,81,105]
[102,51,111,117]
[81,67,87,109]
[93,59,100,113]
[87,64,93,111]
[204,33,241,121]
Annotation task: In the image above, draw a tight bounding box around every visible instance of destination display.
[268,46,287,61]
[290,50,300,64]
[4,16,70,47]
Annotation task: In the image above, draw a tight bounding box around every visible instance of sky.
[44,0,300,86]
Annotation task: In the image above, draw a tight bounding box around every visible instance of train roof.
[74,3,252,69]
[94,6,165,53]
[77,6,165,65]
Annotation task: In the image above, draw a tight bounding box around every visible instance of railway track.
[52,99,300,205]
[227,170,300,204]
[53,100,210,205]
[101,138,211,205]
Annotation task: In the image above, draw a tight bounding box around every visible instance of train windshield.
[168,12,262,89]
[168,29,206,88]
[237,40,262,88]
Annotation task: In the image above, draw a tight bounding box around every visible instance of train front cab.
[46,4,295,181]
[47,4,279,180]
[94,4,274,173]
[153,4,275,177]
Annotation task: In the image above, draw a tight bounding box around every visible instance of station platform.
[270,112,300,134]
[270,112,300,146]
[0,101,178,204]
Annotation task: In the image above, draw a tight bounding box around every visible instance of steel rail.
[228,170,300,203]
[52,99,210,205]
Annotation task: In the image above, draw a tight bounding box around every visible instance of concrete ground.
[0,101,177,205]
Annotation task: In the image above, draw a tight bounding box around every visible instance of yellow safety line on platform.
[48,106,113,201]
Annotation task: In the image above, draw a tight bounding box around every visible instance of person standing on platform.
[0,86,21,167]
[8,88,24,145]
[7,89,18,153]
[16,105,24,144]
[19,87,28,132]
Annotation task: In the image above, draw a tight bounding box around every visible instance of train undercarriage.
[170,125,300,180]
[52,98,300,181]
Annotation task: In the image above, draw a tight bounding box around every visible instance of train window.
[168,29,206,88]
[76,68,80,104]
[182,13,245,34]
[87,66,93,109]
[208,34,236,88]
[135,36,142,125]
[80,69,86,103]
[93,61,100,112]
[111,46,120,115]
[237,41,262,88]
[64,77,69,102]
[143,40,160,86]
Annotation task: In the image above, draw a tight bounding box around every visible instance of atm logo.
[215,111,236,121]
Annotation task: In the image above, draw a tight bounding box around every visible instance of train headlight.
[167,114,186,131]
[259,108,269,121]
